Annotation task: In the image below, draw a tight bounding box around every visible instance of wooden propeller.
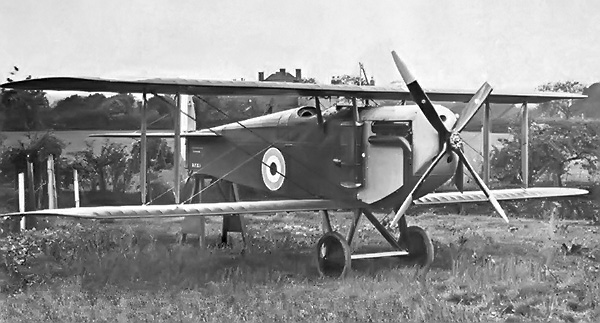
[390,51,508,225]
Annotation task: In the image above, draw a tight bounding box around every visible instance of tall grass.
[1,216,599,322]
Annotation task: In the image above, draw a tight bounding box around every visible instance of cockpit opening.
[297,106,318,117]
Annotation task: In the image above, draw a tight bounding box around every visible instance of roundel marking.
[261,147,286,191]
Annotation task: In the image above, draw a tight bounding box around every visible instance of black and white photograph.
[1,1,599,322]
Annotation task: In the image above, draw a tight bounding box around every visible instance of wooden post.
[521,102,529,187]
[482,100,491,185]
[18,173,25,231]
[26,155,36,229]
[141,92,148,204]
[73,169,80,208]
[47,155,57,209]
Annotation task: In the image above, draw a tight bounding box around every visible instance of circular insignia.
[261,147,286,191]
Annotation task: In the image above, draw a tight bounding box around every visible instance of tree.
[0,133,65,212]
[53,93,107,113]
[0,88,50,131]
[536,81,586,119]
[300,77,317,84]
[71,141,132,192]
[491,120,600,187]
[50,94,111,129]
[0,133,65,184]
[0,66,49,131]
[492,80,597,186]
[147,95,174,117]
[330,74,374,86]
[129,138,174,174]
[99,93,137,116]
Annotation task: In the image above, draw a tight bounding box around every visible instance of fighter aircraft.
[0,52,588,278]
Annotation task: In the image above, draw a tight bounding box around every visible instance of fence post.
[47,155,57,209]
[26,154,37,229]
[18,173,25,231]
[73,169,80,208]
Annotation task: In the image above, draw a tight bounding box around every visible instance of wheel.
[404,226,434,269]
[316,232,351,278]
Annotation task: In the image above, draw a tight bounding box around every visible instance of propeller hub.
[449,132,463,151]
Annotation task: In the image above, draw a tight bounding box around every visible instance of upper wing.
[1,199,351,220]
[1,77,586,104]
[415,187,588,205]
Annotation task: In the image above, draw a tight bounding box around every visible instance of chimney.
[295,69,302,80]
[279,68,286,74]
[258,72,264,81]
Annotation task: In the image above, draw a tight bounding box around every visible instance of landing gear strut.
[315,209,434,278]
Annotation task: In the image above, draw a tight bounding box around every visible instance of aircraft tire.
[404,226,434,270]
[316,231,351,278]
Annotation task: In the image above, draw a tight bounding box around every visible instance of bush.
[0,132,65,184]
[0,223,152,292]
[129,138,174,174]
[491,120,600,186]
[489,119,600,221]
[71,140,133,193]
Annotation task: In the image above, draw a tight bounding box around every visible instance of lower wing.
[415,187,588,205]
[1,199,353,220]
[2,188,586,219]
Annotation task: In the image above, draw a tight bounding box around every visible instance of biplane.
[0,52,588,278]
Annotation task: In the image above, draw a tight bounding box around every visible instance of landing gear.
[316,231,351,278]
[315,209,434,278]
[403,226,434,269]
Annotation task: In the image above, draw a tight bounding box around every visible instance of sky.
[1,0,599,95]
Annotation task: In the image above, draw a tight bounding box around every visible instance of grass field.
[1,209,599,322]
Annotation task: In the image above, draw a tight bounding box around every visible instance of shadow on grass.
[76,232,438,293]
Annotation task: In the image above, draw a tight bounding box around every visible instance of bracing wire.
[142,93,343,204]
[192,95,344,196]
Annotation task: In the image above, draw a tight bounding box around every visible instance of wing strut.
[141,92,148,203]
[315,97,324,127]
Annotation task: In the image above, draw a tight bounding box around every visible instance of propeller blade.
[454,82,493,133]
[389,144,449,227]
[454,154,464,193]
[391,51,450,137]
[455,148,509,223]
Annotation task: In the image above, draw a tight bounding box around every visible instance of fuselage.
[187,103,458,210]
